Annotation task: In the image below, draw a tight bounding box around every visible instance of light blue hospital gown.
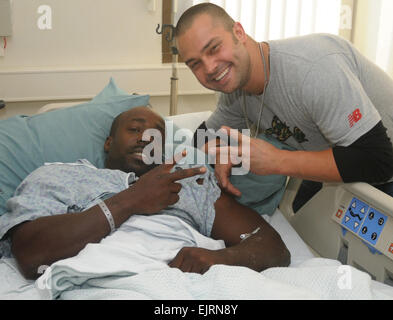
[0,159,221,258]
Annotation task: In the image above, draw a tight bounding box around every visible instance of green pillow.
[91,77,129,103]
[230,171,287,216]
[0,78,150,215]
[229,134,293,216]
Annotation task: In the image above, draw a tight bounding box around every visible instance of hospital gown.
[0,159,221,258]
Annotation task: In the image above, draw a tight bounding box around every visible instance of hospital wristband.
[98,200,116,234]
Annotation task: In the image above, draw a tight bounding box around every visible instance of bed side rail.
[279,178,393,286]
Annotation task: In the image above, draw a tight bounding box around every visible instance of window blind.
[175,0,347,41]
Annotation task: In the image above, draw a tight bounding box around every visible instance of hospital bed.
[1,81,393,300]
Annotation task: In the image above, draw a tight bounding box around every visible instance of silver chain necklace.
[241,42,269,138]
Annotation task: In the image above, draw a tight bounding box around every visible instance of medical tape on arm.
[240,227,261,242]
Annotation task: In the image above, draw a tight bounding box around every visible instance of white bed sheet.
[0,209,315,300]
[2,209,393,300]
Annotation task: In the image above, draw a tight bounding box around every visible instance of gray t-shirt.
[206,34,393,152]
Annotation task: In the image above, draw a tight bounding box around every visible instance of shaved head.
[175,3,235,38]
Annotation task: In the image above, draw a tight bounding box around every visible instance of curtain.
[376,0,393,77]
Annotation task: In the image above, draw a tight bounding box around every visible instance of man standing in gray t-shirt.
[175,3,393,197]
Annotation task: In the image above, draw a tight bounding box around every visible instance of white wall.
[1,0,161,67]
[0,94,218,119]
[0,0,215,119]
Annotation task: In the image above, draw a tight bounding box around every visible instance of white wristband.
[98,200,116,233]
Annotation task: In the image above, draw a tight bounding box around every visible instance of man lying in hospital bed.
[1,79,393,300]
[1,106,290,281]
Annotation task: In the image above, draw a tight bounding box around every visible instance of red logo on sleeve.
[348,109,362,128]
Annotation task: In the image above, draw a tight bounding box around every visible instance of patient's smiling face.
[104,107,166,176]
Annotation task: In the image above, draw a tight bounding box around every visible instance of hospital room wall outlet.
[0,0,12,57]
[280,178,393,286]
[0,0,13,36]
[147,0,157,12]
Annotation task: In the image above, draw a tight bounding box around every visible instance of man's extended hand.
[209,126,281,197]
[130,151,206,214]
[168,247,228,274]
